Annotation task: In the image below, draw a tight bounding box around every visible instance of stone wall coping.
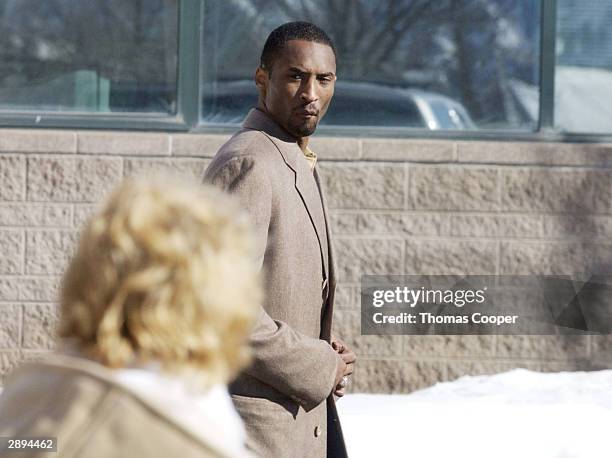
[1,128,612,166]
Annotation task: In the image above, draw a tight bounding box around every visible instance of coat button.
[314,426,322,437]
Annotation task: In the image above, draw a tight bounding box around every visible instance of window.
[201,1,541,132]
[555,0,612,134]
[0,0,609,141]
[0,0,178,114]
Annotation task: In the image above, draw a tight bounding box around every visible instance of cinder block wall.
[1,129,611,392]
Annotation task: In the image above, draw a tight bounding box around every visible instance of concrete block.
[451,214,542,238]
[496,335,589,359]
[333,284,358,309]
[0,155,25,201]
[27,157,122,202]
[333,309,402,357]
[501,169,612,214]
[405,239,497,275]
[499,241,584,275]
[582,243,612,275]
[410,166,499,211]
[351,359,445,393]
[334,238,404,282]
[330,211,450,236]
[592,335,612,362]
[543,215,612,240]
[78,131,170,156]
[0,278,14,301]
[0,204,71,227]
[0,130,76,154]
[25,230,78,275]
[73,204,98,228]
[0,276,59,302]
[458,141,612,167]
[22,304,59,350]
[403,335,496,358]
[318,163,405,210]
[0,230,23,274]
[18,277,61,302]
[539,360,593,372]
[0,305,20,349]
[362,139,453,162]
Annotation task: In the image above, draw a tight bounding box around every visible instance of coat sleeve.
[205,153,341,412]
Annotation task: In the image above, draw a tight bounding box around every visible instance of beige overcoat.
[205,109,348,458]
[0,354,242,458]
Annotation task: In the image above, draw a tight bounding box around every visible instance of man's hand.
[331,337,356,397]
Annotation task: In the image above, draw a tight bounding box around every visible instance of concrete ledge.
[0,130,76,154]
[0,128,610,168]
[309,137,360,160]
[362,138,454,162]
[124,157,210,182]
[171,134,230,157]
[78,131,170,156]
[457,141,612,167]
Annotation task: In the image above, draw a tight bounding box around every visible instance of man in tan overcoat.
[205,22,356,458]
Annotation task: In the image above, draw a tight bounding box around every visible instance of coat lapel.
[243,109,329,281]
[314,167,334,290]
[314,166,336,342]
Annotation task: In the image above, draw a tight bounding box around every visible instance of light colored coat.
[0,354,244,458]
[205,109,347,458]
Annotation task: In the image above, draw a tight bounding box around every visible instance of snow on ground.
[2,368,611,456]
[337,369,612,458]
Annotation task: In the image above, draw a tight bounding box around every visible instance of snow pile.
[337,369,612,458]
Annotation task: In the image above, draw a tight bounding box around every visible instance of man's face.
[256,40,336,139]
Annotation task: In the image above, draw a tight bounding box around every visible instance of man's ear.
[255,67,268,97]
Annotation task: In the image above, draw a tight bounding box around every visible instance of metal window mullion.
[538,0,557,131]
[177,0,202,129]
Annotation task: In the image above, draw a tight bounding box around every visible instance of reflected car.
[202,80,476,130]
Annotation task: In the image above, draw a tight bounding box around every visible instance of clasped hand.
[332,337,356,397]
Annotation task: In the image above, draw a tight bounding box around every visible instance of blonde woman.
[0,179,261,458]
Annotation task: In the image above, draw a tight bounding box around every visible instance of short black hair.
[260,21,336,72]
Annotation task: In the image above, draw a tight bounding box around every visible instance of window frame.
[1,0,612,143]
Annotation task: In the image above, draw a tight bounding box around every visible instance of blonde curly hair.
[58,177,261,388]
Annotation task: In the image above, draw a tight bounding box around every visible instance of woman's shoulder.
[0,354,247,457]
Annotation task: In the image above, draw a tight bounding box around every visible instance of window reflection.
[555,0,612,133]
[0,0,178,114]
[201,0,541,131]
